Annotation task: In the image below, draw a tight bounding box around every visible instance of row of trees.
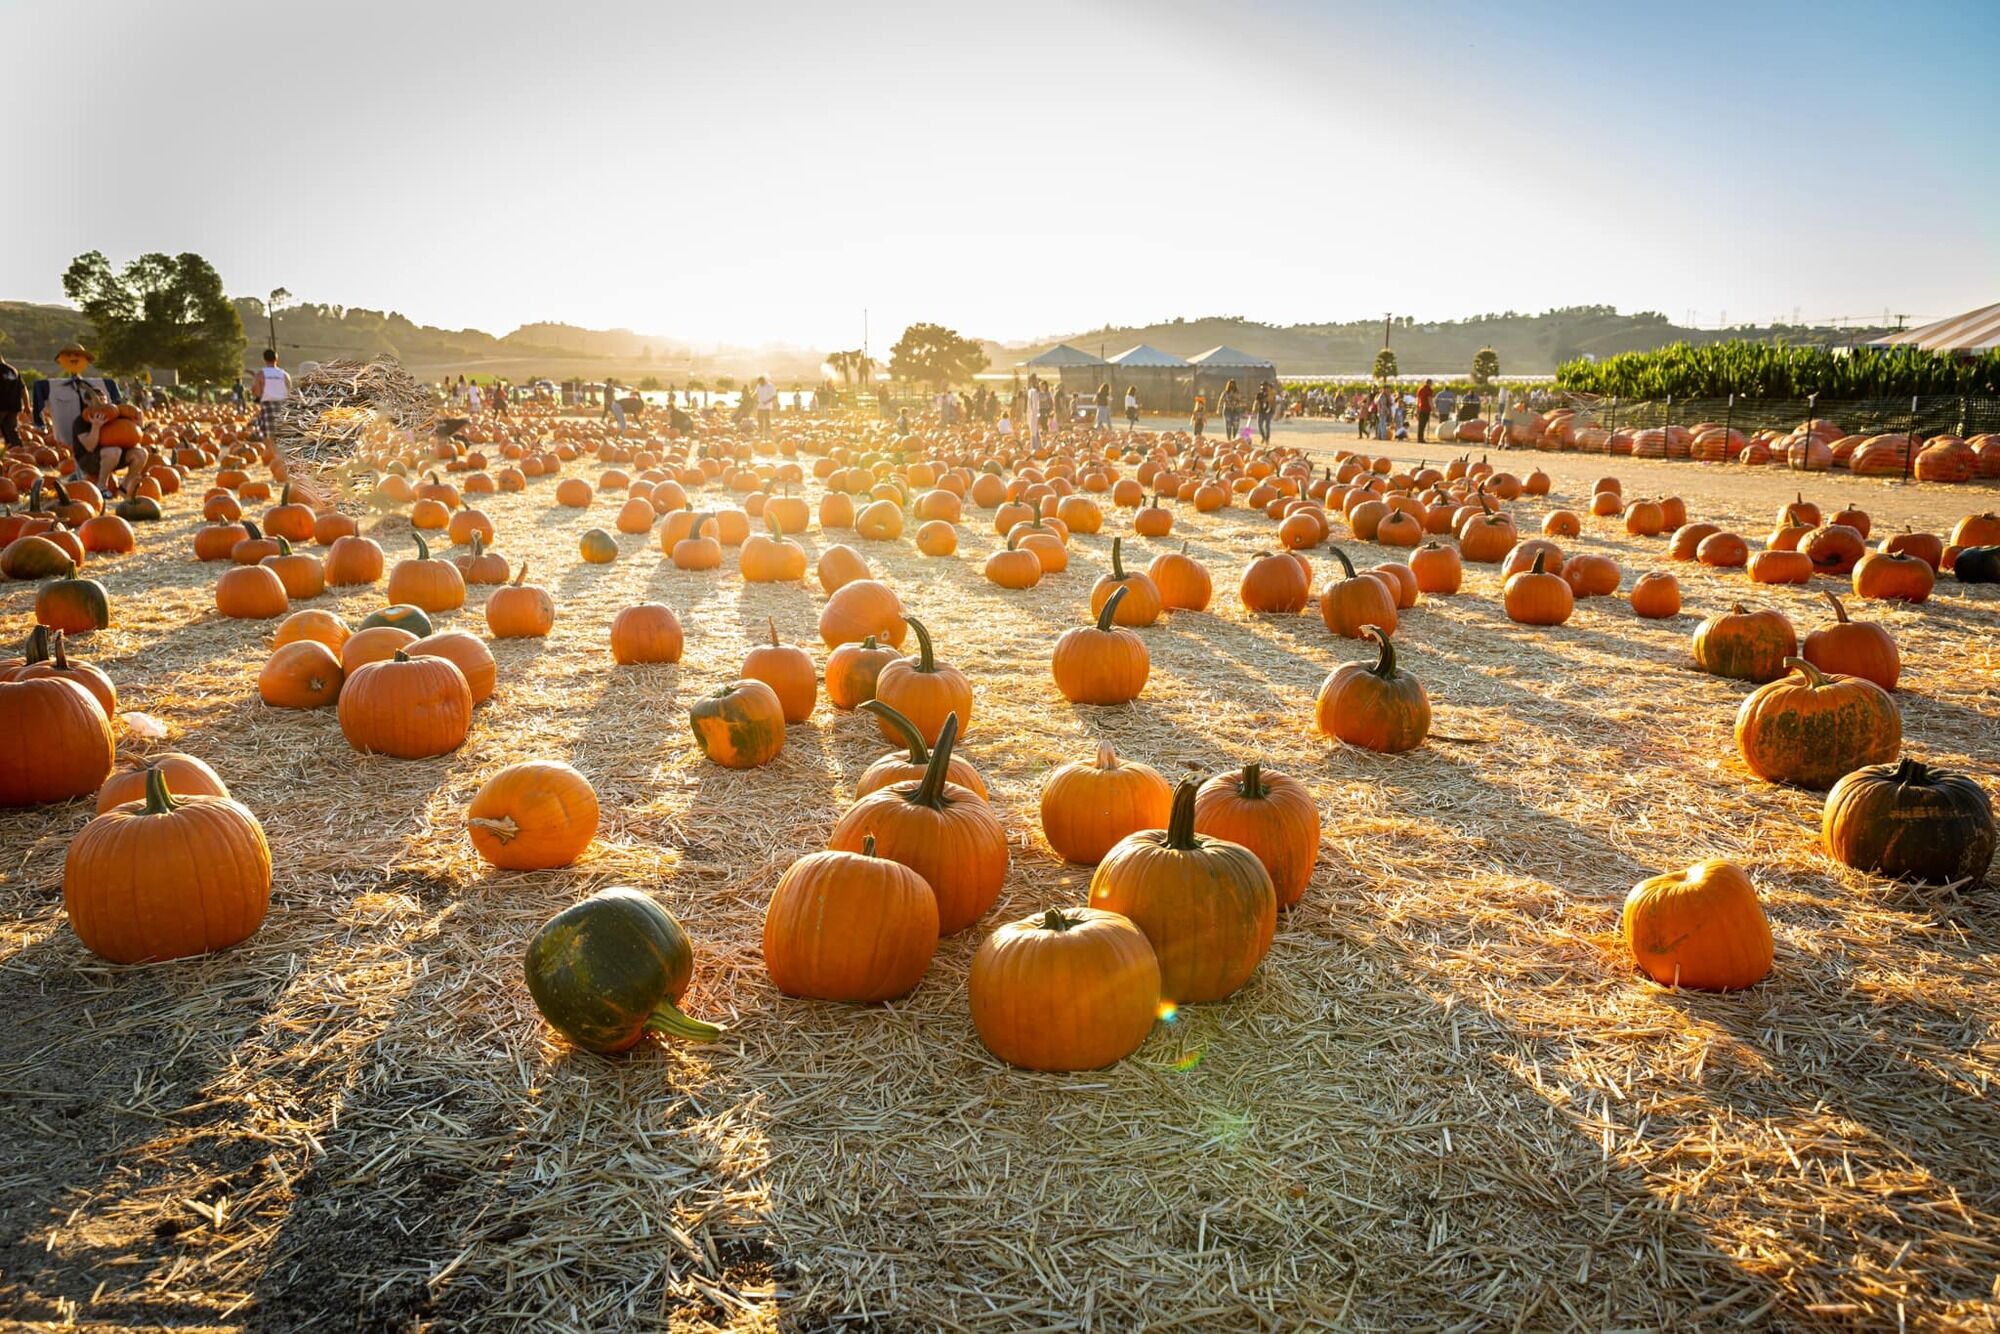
[1371,345,1501,385]
[62,251,246,382]
[1555,342,2000,400]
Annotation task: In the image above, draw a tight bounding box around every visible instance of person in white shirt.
[754,376,778,433]
[1124,385,1139,433]
[252,348,291,442]
[1026,379,1042,449]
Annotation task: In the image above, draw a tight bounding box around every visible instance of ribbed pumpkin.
[1503,551,1574,625]
[1629,571,1682,619]
[1315,626,1430,753]
[873,616,971,743]
[1051,584,1150,705]
[486,564,556,638]
[385,534,466,612]
[467,760,600,870]
[0,675,114,807]
[1851,550,1934,604]
[1039,741,1173,865]
[259,639,344,709]
[323,534,386,586]
[1823,758,1993,886]
[338,650,474,758]
[969,907,1161,1071]
[64,767,272,964]
[1193,763,1319,908]
[854,700,989,800]
[1801,592,1898,692]
[1692,605,1797,683]
[272,608,351,654]
[828,714,1007,936]
[825,635,899,710]
[33,577,110,634]
[689,679,787,768]
[96,752,229,814]
[1734,657,1900,789]
[1088,776,1276,1004]
[609,602,683,664]
[742,619,817,724]
[1088,537,1162,627]
[408,630,496,705]
[522,888,722,1053]
[818,578,907,649]
[1622,859,1772,991]
[1319,545,1398,640]
[762,835,939,1002]
[1148,543,1212,611]
[215,564,290,620]
[1241,550,1311,613]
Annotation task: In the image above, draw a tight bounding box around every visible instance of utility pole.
[1382,313,1392,348]
[267,287,289,355]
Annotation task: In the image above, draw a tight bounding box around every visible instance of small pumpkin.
[689,679,787,768]
[1692,604,1797,683]
[1051,584,1150,706]
[818,578,907,649]
[467,760,600,870]
[486,563,557,638]
[1802,592,1898,692]
[1823,757,1994,886]
[1088,775,1276,1004]
[763,834,939,1003]
[1850,550,1934,604]
[1622,858,1772,991]
[1039,741,1173,866]
[358,603,434,636]
[272,608,351,654]
[522,887,721,1053]
[215,563,291,620]
[34,577,110,634]
[323,534,386,586]
[1629,571,1681,619]
[825,634,898,710]
[1315,624,1430,753]
[854,699,989,800]
[968,908,1161,1071]
[743,618,817,724]
[408,630,497,705]
[96,752,230,813]
[259,639,344,709]
[1319,544,1398,640]
[610,602,683,664]
[386,533,467,612]
[63,767,272,964]
[1734,657,1901,789]
[1088,537,1163,627]
[1408,541,1463,595]
[1504,550,1574,626]
[1148,542,1212,611]
[1241,550,1311,613]
[873,616,972,743]
[579,527,620,564]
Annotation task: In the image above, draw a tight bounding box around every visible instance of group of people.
[1189,380,1282,445]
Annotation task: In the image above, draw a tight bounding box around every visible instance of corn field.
[1556,342,2000,400]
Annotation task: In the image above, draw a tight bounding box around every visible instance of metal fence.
[1554,394,2000,442]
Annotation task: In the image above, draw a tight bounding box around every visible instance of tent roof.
[1189,344,1275,367]
[1020,343,1107,367]
[1863,301,2000,354]
[1108,344,1190,367]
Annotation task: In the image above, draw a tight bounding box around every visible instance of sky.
[6,0,1998,351]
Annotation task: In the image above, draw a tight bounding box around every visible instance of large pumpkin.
[609,602,683,664]
[259,639,344,709]
[968,907,1161,1071]
[467,760,600,870]
[1088,538,1164,628]
[64,767,271,964]
[34,577,110,634]
[385,534,466,612]
[762,835,939,1002]
[1088,776,1276,1003]
[1734,658,1900,789]
[873,616,971,742]
[0,675,115,807]
[1801,592,1898,692]
[1039,741,1172,866]
[1823,758,1993,886]
[486,564,557,638]
[1051,584,1150,705]
[522,887,721,1053]
[689,679,787,768]
[1319,545,1398,640]
[1622,858,1772,991]
[338,650,474,758]
[828,713,1007,935]
[1193,762,1319,908]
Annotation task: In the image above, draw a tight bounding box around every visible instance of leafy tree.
[62,251,246,381]
[716,375,737,392]
[637,375,662,391]
[889,322,988,388]
[1471,346,1500,386]
[825,348,874,387]
[1372,347,1398,381]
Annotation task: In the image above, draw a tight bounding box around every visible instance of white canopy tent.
[1863,302,2000,355]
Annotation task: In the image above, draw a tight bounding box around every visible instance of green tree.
[889,323,988,388]
[62,251,246,381]
[1372,347,1398,381]
[1471,346,1500,387]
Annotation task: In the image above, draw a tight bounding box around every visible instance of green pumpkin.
[115,495,164,522]
[358,603,435,637]
[34,577,110,633]
[1954,545,2000,584]
[523,887,722,1053]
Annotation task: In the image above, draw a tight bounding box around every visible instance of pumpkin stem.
[512,562,528,586]
[909,712,961,809]
[1163,774,1202,851]
[393,649,412,663]
[643,1000,723,1043]
[861,833,876,858]
[1783,655,1827,687]
[1529,550,1548,576]
[142,765,179,816]
[1095,584,1129,632]
[1363,625,1398,678]
[860,699,931,765]
[413,532,430,561]
[1039,908,1077,933]
[276,536,294,557]
[50,629,71,671]
[1094,740,1121,770]
[1822,590,1848,623]
[1327,545,1357,579]
[19,625,53,665]
[1240,762,1265,799]
[470,532,484,557]
[241,519,264,541]
[280,483,292,506]
[467,814,521,843]
[767,616,779,648]
[904,616,938,673]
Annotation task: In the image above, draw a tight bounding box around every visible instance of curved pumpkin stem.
[907,712,961,810]
[1327,545,1357,579]
[904,615,939,673]
[469,532,485,559]
[644,999,723,1042]
[1239,762,1266,799]
[1363,624,1398,679]
[512,562,529,587]
[766,616,779,648]
[1095,584,1129,632]
[241,519,264,542]
[860,833,877,858]
[1163,774,1202,851]
[18,625,53,665]
[1529,550,1548,576]
[412,532,430,561]
[1822,590,1848,623]
[279,483,292,506]
[276,536,294,557]
[1110,536,1128,581]
[141,765,179,816]
[1094,740,1122,770]
[861,699,931,765]
[1783,655,1829,688]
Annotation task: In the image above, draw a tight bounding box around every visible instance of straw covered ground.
[1,415,1997,1331]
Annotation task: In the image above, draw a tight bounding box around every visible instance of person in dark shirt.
[0,355,24,450]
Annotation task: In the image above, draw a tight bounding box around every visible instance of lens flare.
[1155,1000,1179,1023]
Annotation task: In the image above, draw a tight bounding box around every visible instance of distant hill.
[989,308,1898,379]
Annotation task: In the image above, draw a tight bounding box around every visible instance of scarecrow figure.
[32,342,122,478]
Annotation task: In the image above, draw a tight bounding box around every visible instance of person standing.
[754,375,778,432]
[1435,384,1456,428]
[1190,389,1207,439]
[1375,385,1393,441]
[1218,379,1243,442]
[1253,380,1274,446]
[250,348,291,444]
[1415,377,1435,444]
[1026,377,1043,450]
[604,377,627,434]
[1094,381,1113,432]
[0,354,23,452]
[1124,384,1139,433]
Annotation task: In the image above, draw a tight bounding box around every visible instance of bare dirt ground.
[1,415,1996,1330]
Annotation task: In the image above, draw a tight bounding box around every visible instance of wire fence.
[1554,394,2000,441]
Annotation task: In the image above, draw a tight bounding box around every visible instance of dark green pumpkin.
[115,495,164,523]
[523,887,722,1053]
[34,577,110,634]
[1823,757,1995,885]
[1953,545,2000,584]
[358,603,435,637]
